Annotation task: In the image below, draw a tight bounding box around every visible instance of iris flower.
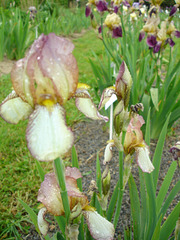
[123,114,154,173]
[0,33,108,161]
[37,167,115,239]
[103,115,154,173]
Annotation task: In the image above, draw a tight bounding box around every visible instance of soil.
[0,59,180,240]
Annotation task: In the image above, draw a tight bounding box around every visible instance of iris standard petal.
[11,59,34,106]
[38,173,64,215]
[83,210,115,240]
[75,89,108,122]
[26,104,74,161]
[135,146,154,173]
[37,208,49,236]
[65,167,82,179]
[0,91,33,124]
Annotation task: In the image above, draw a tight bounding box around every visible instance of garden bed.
[21,119,180,239]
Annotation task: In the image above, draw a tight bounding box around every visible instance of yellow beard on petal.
[38,94,56,111]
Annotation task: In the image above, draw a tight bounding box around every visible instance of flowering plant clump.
[139,0,180,53]
[85,0,149,38]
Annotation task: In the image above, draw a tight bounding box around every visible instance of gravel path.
[22,119,180,239]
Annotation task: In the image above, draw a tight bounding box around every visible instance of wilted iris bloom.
[0,33,108,161]
[170,141,180,161]
[124,114,154,173]
[99,61,132,112]
[103,115,154,174]
[37,167,115,239]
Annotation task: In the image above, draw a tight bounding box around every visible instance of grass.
[0,30,105,239]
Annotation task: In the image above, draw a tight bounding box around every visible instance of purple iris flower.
[167,38,175,47]
[114,6,118,13]
[96,0,108,12]
[153,42,161,53]
[174,30,180,38]
[147,35,157,48]
[98,25,102,33]
[123,1,130,7]
[112,26,122,38]
[169,6,177,16]
[85,5,91,17]
[139,31,145,42]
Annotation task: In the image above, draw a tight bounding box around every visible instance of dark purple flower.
[96,0,108,12]
[98,25,102,33]
[146,35,157,48]
[139,31,145,42]
[123,1,130,7]
[85,5,91,17]
[174,30,180,38]
[170,142,180,160]
[153,42,161,53]
[169,6,177,16]
[112,26,122,38]
[167,38,175,47]
[114,6,118,13]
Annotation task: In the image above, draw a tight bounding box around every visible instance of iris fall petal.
[136,146,154,173]
[0,92,33,124]
[37,208,49,236]
[26,104,73,161]
[75,89,108,122]
[83,210,115,240]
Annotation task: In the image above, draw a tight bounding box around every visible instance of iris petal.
[83,210,114,240]
[136,146,154,173]
[38,173,64,215]
[37,208,49,236]
[26,104,74,161]
[0,91,33,124]
[75,89,108,122]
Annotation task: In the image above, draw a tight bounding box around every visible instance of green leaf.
[35,160,45,182]
[144,173,156,239]
[107,180,119,221]
[152,114,171,189]
[145,108,151,145]
[151,214,163,240]
[128,175,140,240]
[159,202,180,240]
[18,199,39,234]
[54,216,66,237]
[139,170,147,239]
[156,161,177,214]
[141,94,150,123]
[158,179,180,219]
[150,88,159,111]
[71,145,82,191]
[51,232,65,240]
[96,153,102,195]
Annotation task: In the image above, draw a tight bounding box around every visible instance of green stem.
[113,131,126,228]
[54,157,70,223]
[101,17,119,66]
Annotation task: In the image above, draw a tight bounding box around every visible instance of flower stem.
[113,131,126,228]
[109,104,113,140]
[54,157,70,223]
